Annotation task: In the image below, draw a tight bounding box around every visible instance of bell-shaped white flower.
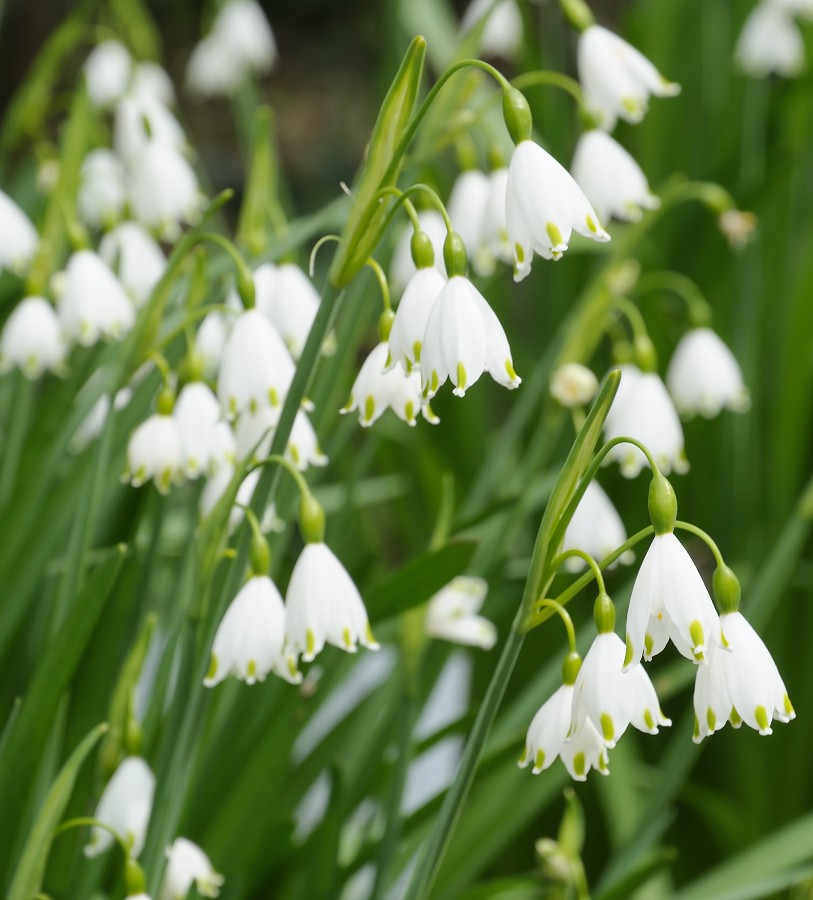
[114,91,186,165]
[124,413,184,494]
[0,189,39,275]
[129,140,204,240]
[603,365,688,478]
[550,362,599,408]
[424,577,497,649]
[342,342,438,428]
[559,719,611,782]
[84,40,132,109]
[77,149,128,230]
[460,0,523,60]
[474,167,513,277]
[736,4,804,78]
[249,262,319,359]
[448,169,491,266]
[578,25,680,130]
[421,275,520,399]
[186,35,246,98]
[217,308,295,417]
[56,250,135,345]
[0,297,67,378]
[506,140,610,281]
[390,210,447,293]
[693,611,795,742]
[173,382,235,478]
[205,575,301,687]
[285,542,379,663]
[562,481,634,572]
[133,61,176,107]
[625,532,723,670]
[518,683,575,775]
[385,266,446,373]
[85,756,155,858]
[161,838,224,900]
[235,406,327,471]
[99,221,167,308]
[666,328,750,419]
[571,130,659,224]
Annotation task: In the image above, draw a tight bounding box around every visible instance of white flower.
[736,4,804,78]
[474,167,513,277]
[386,266,446,373]
[161,838,224,900]
[421,275,520,399]
[114,91,186,164]
[603,365,688,478]
[124,413,184,493]
[235,406,327,471]
[84,40,132,109]
[205,575,300,687]
[341,342,438,428]
[666,327,750,418]
[186,35,246,98]
[285,542,379,663]
[56,250,135,345]
[562,481,633,572]
[460,0,523,60]
[0,297,67,378]
[425,577,497,649]
[129,140,204,240]
[250,262,319,359]
[85,756,155,858]
[77,149,128,230]
[506,140,610,281]
[550,362,599,408]
[0,189,39,275]
[217,309,295,417]
[578,25,680,130]
[693,611,795,742]
[625,533,722,670]
[390,210,447,293]
[571,130,659,224]
[195,307,237,378]
[518,683,575,775]
[173,382,235,478]
[448,169,491,266]
[133,61,176,107]
[559,719,611,782]
[99,221,167,307]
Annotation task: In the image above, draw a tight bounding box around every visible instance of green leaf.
[595,846,677,900]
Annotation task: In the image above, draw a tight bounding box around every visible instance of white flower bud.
[84,40,132,109]
[84,756,154,858]
[550,362,599,408]
[425,577,496,649]
[77,149,128,230]
[0,189,38,275]
[162,837,224,900]
[0,296,67,378]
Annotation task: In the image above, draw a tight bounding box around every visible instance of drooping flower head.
[562,481,634,572]
[124,411,185,495]
[173,382,235,479]
[425,577,497,649]
[84,40,132,109]
[736,4,804,78]
[0,296,67,379]
[0,189,39,275]
[77,149,128,230]
[85,756,155,858]
[161,837,224,900]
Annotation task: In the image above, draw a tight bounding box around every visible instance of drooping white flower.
[235,406,327,471]
[693,611,795,742]
[559,719,611,782]
[217,308,295,417]
[474,167,513,277]
[518,683,575,775]
[129,140,204,240]
[56,250,135,346]
[205,575,300,687]
[550,362,599,408]
[77,149,128,230]
[603,365,688,478]
[625,533,723,670]
[447,169,491,266]
[390,210,447,293]
[251,262,319,359]
[577,25,680,130]
[571,130,659,224]
[132,61,176,107]
[341,342,438,428]
[85,756,155,858]
[562,481,634,572]
[161,838,224,900]
[421,275,520,399]
[425,577,497,649]
[186,36,246,98]
[460,0,523,60]
[285,542,379,663]
[0,189,39,275]
[666,327,750,418]
[736,4,804,78]
[99,221,167,307]
[127,894,151,900]
[506,140,610,281]
[173,382,235,478]
[0,297,67,378]
[385,266,446,373]
[124,413,184,494]
[114,91,187,165]
[84,40,132,109]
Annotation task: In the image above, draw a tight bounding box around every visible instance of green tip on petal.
[585,215,598,234]
[514,242,525,264]
[343,627,354,650]
[413,340,422,363]
[784,693,795,716]
[755,705,771,734]
[689,620,705,658]
[693,716,700,741]
[363,394,375,423]
[644,709,655,730]
[534,749,545,772]
[404,400,415,423]
[206,653,218,682]
[573,752,586,777]
[306,628,316,657]
[546,222,564,248]
[730,708,742,728]
[624,634,634,668]
[456,362,467,393]
[505,359,519,383]
[706,708,716,732]
[247,659,257,680]
[517,748,527,766]
[600,713,614,744]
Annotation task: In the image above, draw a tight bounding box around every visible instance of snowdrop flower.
[562,481,633,572]
[77,149,128,230]
[386,265,446,373]
[693,611,795,742]
[0,189,39,275]
[0,297,67,378]
[174,382,235,478]
[124,413,184,494]
[129,140,204,240]
[571,130,659,224]
[56,250,135,345]
[447,169,491,265]
[550,362,599,408]
[217,308,295,417]
[114,91,186,164]
[161,838,224,900]
[99,222,167,307]
[421,273,520,399]
[666,328,750,418]
[133,61,176,107]
[85,756,155,858]
[425,577,497,649]
[578,25,680,130]
[286,542,379,663]
[603,365,688,478]
[251,262,319,359]
[186,36,246,98]
[460,0,523,60]
[736,4,804,77]
[84,40,132,109]
[205,575,300,687]
[236,406,327,471]
[342,342,438,428]
[506,139,610,281]
[474,167,512,276]
[390,210,447,292]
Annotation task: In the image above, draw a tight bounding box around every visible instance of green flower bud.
[502,87,533,145]
[236,263,256,310]
[249,529,271,577]
[410,228,435,269]
[299,492,325,544]
[443,230,468,278]
[648,472,677,535]
[713,563,741,614]
[125,858,146,895]
[562,651,582,685]
[593,592,616,633]
[560,0,596,31]
[634,334,658,372]
[156,385,175,415]
[378,308,395,342]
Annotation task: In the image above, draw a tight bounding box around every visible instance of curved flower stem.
[53,816,130,858]
[608,295,650,347]
[309,233,341,276]
[674,520,726,569]
[375,183,454,237]
[634,271,712,328]
[532,598,578,651]
[256,453,314,504]
[363,257,392,313]
[550,551,606,597]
